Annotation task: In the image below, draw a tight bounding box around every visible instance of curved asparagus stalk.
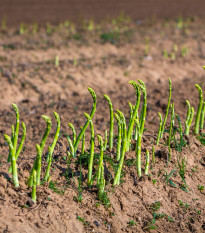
[113,114,127,185]
[194,84,203,134]
[66,136,75,157]
[135,80,147,177]
[44,112,61,182]
[114,113,122,161]
[127,81,141,151]
[84,113,95,186]
[160,78,172,139]
[185,100,194,135]
[97,135,104,186]
[4,135,19,187]
[7,125,15,164]
[200,102,205,130]
[68,123,76,144]
[116,110,127,145]
[144,150,149,175]
[8,122,26,173]
[28,115,51,187]
[104,95,114,150]
[74,87,97,153]
[156,112,162,145]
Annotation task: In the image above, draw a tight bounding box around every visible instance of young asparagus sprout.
[104,95,114,150]
[194,84,203,134]
[160,79,172,139]
[44,112,60,182]
[81,132,85,155]
[8,122,26,173]
[113,112,127,186]
[152,146,155,165]
[35,145,42,185]
[28,115,52,188]
[116,109,127,146]
[98,165,105,200]
[68,123,76,145]
[55,55,59,67]
[156,112,162,145]
[114,113,122,161]
[97,135,104,186]
[127,81,141,151]
[31,169,37,203]
[200,102,205,130]
[176,114,183,148]
[4,135,19,187]
[4,104,26,187]
[84,113,95,186]
[103,130,108,151]
[66,136,75,157]
[74,87,97,153]
[185,100,194,135]
[168,103,175,162]
[145,150,149,175]
[135,80,147,177]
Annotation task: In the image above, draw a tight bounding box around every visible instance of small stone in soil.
[93,220,100,227]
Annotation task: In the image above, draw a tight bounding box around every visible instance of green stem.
[97,135,104,186]
[68,123,76,144]
[156,113,162,145]
[31,169,37,202]
[81,132,85,155]
[104,95,114,150]
[145,150,149,175]
[152,146,155,165]
[114,113,122,161]
[127,82,141,151]
[113,116,127,185]
[74,87,97,153]
[84,113,95,186]
[168,104,175,162]
[44,112,60,182]
[103,130,108,151]
[4,135,19,187]
[200,102,205,130]
[12,104,19,154]
[176,114,183,149]
[7,125,15,164]
[160,79,172,139]
[8,122,26,173]
[194,84,203,134]
[36,144,42,185]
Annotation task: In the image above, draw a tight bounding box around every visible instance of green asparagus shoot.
[114,113,122,161]
[168,103,175,162]
[103,130,108,151]
[152,146,155,165]
[74,87,97,153]
[104,95,114,150]
[156,112,162,145]
[194,84,203,134]
[84,113,95,186]
[145,150,149,175]
[114,112,127,185]
[97,135,104,186]
[68,123,76,144]
[185,100,194,135]
[44,112,61,182]
[200,102,205,130]
[31,169,37,202]
[127,81,141,151]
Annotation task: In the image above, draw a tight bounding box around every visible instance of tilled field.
[0,18,205,232]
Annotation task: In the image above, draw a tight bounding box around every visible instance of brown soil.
[0,18,205,233]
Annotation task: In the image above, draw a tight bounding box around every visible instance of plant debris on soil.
[0,16,205,233]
